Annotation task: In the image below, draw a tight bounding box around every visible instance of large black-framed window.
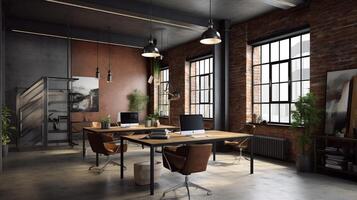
[252,32,310,124]
[189,56,213,119]
[158,68,169,117]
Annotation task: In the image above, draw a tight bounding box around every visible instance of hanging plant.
[127,89,149,112]
[152,58,161,80]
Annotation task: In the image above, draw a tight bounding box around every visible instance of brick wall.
[157,0,357,161]
[229,0,357,160]
[149,39,214,129]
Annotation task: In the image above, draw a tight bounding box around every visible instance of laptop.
[118,112,139,127]
[180,114,205,136]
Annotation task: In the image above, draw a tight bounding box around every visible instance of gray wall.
[5,31,68,112]
[0,0,3,173]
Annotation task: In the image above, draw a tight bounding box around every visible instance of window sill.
[249,122,303,128]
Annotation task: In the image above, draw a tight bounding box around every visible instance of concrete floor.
[0,143,357,200]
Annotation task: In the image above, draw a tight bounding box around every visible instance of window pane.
[290,104,296,122]
[205,59,210,74]
[291,59,301,81]
[280,62,289,82]
[280,104,290,123]
[253,66,261,85]
[210,58,213,73]
[254,85,261,103]
[210,74,213,88]
[262,104,269,121]
[280,39,289,60]
[262,44,269,63]
[191,91,196,103]
[196,91,200,103]
[271,104,279,122]
[196,61,199,75]
[291,36,301,58]
[272,64,279,83]
[262,85,269,103]
[253,104,261,121]
[302,33,310,56]
[210,90,213,104]
[271,41,279,62]
[302,81,310,96]
[199,60,204,74]
[280,83,288,101]
[302,57,310,80]
[292,82,301,102]
[262,64,269,84]
[253,46,261,65]
[272,84,279,101]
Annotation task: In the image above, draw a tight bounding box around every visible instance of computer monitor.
[119,112,139,127]
[180,114,205,135]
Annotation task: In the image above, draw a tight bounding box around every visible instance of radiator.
[252,135,288,161]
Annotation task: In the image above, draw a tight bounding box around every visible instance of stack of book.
[148,129,170,139]
[324,147,346,170]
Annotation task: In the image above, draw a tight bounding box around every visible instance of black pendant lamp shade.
[200,0,221,45]
[200,20,221,45]
[107,69,112,83]
[142,37,160,58]
[95,67,100,79]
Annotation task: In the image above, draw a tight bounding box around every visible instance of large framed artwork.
[325,69,357,135]
[71,76,99,112]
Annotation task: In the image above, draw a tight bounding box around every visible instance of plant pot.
[151,119,157,127]
[2,144,9,157]
[145,120,152,127]
[101,122,111,129]
[296,154,311,172]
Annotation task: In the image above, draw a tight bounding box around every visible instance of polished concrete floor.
[1,143,357,200]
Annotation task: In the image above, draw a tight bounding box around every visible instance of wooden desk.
[120,130,254,195]
[82,125,178,158]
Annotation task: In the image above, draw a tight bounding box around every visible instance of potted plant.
[151,112,160,127]
[128,89,149,112]
[2,106,16,157]
[145,115,152,127]
[291,93,321,172]
[100,115,112,129]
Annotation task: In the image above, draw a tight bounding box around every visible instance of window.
[252,32,310,124]
[158,68,169,117]
[189,56,213,118]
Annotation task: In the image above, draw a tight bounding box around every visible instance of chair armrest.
[163,151,186,170]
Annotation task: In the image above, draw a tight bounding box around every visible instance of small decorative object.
[335,131,345,138]
[150,112,160,127]
[291,93,321,172]
[145,116,152,127]
[92,122,101,128]
[2,106,16,157]
[100,115,111,129]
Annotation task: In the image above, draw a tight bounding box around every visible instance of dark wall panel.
[5,31,68,111]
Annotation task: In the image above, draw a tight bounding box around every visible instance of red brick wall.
[156,0,357,161]
[149,39,214,129]
[229,0,357,161]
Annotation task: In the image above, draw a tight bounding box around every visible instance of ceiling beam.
[6,18,147,48]
[45,0,208,31]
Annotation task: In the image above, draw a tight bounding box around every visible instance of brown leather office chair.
[87,132,127,173]
[225,124,255,163]
[162,144,212,199]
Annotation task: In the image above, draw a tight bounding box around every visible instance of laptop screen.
[120,112,139,124]
[180,115,204,133]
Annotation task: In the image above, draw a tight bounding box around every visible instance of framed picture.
[325,69,357,135]
[71,76,99,112]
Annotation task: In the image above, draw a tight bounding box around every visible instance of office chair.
[225,124,255,163]
[87,132,127,173]
[162,144,212,199]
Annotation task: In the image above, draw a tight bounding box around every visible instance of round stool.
[134,161,162,185]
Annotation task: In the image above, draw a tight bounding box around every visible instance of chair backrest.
[181,144,212,175]
[87,132,109,155]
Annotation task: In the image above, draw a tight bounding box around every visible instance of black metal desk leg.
[82,129,86,159]
[120,138,124,179]
[250,136,254,174]
[96,153,99,166]
[212,142,216,161]
[150,146,154,195]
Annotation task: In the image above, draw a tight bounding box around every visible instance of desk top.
[122,130,252,146]
[83,125,178,133]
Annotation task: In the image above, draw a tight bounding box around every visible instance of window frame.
[189,55,214,119]
[158,67,169,117]
[251,31,310,124]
